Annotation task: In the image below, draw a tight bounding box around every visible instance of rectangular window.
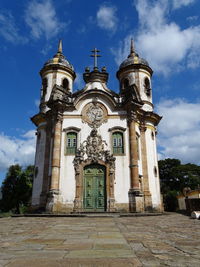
[66,132,77,154]
[112,132,124,155]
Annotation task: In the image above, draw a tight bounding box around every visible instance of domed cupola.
[39,40,76,113]
[43,41,74,72]
[119,40,150,70]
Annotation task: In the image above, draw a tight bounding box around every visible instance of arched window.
[123,78,129,89]
[151,131,154,140]
[66,132,77,154]
[112,132,124,155]
[62,78,69,90]
[144,77,151,96]
[42,78,48,98]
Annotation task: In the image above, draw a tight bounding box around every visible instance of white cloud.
[156,98,200,164]
[187,15,199,22]
[111,34,133,66]
[135,0,200,74]
[0,130,36,172]
[172,0,196,9]
[25,0,67,40]
[34,99,40,108]
[0,11,27,44]
[113,0,200,74]
[96,5,118,31]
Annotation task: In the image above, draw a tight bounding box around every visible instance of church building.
[31,40,163,213]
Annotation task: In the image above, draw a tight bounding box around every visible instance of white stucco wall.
[145,125,162,208]
[58,95,133,205]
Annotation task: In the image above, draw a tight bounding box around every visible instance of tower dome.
[119,39,150,70]
[42,40,74,71]
[117,39,152,77]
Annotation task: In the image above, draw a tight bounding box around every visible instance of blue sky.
[1,0,200,184]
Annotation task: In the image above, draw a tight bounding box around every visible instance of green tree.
[0,164,34,214]
[158,159,200,211]
[158,158,181,193]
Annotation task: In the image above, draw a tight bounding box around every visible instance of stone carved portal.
[73,128,116,212]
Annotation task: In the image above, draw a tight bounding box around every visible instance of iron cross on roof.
[91,48,101,69]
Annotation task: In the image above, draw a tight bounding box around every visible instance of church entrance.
[83,164,106,212]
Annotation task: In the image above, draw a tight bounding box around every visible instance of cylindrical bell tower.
[116,39,153,112]
[39,40,76,113]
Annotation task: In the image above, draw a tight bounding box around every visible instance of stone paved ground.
[0,213,200,266]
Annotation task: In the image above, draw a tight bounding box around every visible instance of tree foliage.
[158,158,200,211]
[0,164,34,213]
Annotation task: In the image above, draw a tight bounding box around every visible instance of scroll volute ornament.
[127,108,138,124]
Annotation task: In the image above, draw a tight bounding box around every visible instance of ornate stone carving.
[82,102,107,128]
[74,128,115,164]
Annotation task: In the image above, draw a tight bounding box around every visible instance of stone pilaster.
[140,123,152,211]
[39,120,52,208]
[46,113,63,212]
[128,110,144,212]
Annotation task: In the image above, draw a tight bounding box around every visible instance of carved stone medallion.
[82,102,107,128]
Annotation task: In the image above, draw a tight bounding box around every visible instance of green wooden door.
[83,165,106,211]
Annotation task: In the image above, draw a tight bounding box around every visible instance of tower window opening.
[144,78,151,96]
[42,78,48,98]
[123,78,129,89]
[62,78,69,90]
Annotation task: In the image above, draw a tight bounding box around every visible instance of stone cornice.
[40,64,76,80]
[116,63,153,79]
[142,100,154,109]
[31,113,46,126]
[138,110,162,126]
[108,126,126,132]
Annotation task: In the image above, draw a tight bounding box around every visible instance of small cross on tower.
[91,48,101,69]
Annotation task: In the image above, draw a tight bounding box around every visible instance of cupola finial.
[58,39,63,54]
[128,38,135,58]
[130,38,134,53]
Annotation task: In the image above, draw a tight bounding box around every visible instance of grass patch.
[0,211,13,217]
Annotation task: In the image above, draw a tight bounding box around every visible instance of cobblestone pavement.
[0,213,199,266]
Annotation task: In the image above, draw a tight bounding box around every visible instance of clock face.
[82,102,107,128]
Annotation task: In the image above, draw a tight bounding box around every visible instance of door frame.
[73,159,115,212]
[83,164,106,212]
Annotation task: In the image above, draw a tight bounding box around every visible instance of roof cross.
[91,48,101,69]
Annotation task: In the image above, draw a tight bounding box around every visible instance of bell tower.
[117,39,153,112]
[39,40,76,113]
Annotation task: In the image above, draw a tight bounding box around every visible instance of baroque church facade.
[31,40,163,213]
